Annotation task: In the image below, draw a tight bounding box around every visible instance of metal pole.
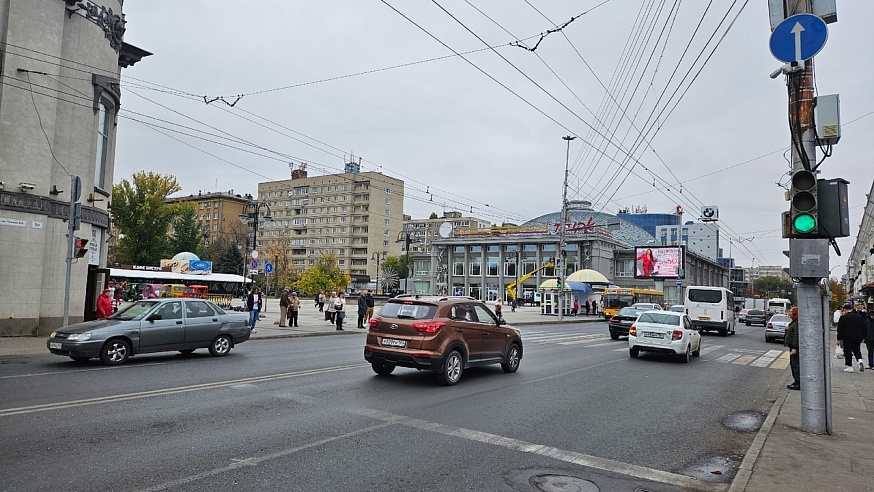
[62,175,77,327]
[559,136,575,321]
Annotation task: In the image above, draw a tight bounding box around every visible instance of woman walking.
[333,292,347,330]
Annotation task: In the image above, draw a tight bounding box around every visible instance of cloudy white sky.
[115,1,873,277]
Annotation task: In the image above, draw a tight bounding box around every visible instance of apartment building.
[256,170,405,283]
[165,191,251,248]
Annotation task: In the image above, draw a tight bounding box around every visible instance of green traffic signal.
[793,213,816,233]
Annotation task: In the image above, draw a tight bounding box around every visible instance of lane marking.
[699,345,725,355]
[769,351,790,370]
[750,349,783,368]
[0,364,364,417]
[716,353,741,363]
[732,355,757,366]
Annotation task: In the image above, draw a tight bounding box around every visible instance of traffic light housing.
[74,237,89,258]
[789,170,818,236]
[556,279,562,290]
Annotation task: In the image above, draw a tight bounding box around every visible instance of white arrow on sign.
[791,22,804,64]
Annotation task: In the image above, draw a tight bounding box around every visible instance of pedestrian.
[833,308,841,327]
[510,297,517,312]
[333,292,347,330]
[96,288,113,319]
[584,299,590,316]
[288,292,300,328]
[837,305,866,372]
[364,290,375,325]
[865,310,874,370]
[784,306,800,390]
[278,288,290,327]
[317,290,325,312]
[591,299,598,316]
[357,291,368,328]
[494,297,503,318]
[326,292,336,323]
[247,286,263,333]
[113,283,122,310]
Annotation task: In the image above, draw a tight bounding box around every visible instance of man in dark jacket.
[837,305,866,372]
[784,307,800,390]
[357,292,368,329]
[278,288,290,327]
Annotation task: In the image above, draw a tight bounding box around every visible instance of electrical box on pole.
[814,94,841,145]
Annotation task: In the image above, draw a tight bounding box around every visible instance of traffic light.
[556,279,562,290]
[789,170,818,236]
[74,237,89,258]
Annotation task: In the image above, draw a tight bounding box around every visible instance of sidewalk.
[4,303,870,491]
[0,299,600,356]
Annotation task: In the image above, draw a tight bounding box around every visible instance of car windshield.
[637,312,681,326]
[379,302,437,320]
[112,301,159,321]
[617,307,643,316]
[770,315,791,322]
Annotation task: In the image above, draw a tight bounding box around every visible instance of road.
[0,321,788,491]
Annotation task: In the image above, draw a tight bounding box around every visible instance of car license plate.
[49,342,62,349]
[698,316,711,321]
[643,332,663,339]
[621,320,631,324]
[381,338,406,348]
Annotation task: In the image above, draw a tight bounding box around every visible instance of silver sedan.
[47,298,250,365]
[765,314,791,343]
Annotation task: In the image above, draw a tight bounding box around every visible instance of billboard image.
[634,246,683,279]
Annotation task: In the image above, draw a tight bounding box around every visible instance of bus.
[684,286,736,336]
[767,298,792,314]
[601,288,665,319]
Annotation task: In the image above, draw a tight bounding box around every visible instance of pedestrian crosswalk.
[524,331,791,370]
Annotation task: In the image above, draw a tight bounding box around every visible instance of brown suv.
[364,295,523,385]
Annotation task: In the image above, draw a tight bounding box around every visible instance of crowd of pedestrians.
[836,302,874,373]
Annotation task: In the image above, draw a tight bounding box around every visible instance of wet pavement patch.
[676,454,741,483]
[722,411,767,433]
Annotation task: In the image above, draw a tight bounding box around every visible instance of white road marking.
[716,354,742,363]
[699,344,725,355]
[750,349,784,367]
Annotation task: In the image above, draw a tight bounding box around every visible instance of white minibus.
[684,286,736,336]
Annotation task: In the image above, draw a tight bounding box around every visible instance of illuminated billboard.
[634,246,683,279]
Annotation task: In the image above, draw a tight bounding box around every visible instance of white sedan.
[629,311,702,363]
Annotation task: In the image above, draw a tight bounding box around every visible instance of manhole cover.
[530,474,599,492]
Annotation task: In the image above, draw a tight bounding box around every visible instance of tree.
[294,253,350,296]
[828,277,849,312]
[752,275,795,305]
[266,240,300,293]
[111,172,182,266]
[382,255,409,280]
[429,212,438,219]
[214,244,245,275]
[169,203,201,256]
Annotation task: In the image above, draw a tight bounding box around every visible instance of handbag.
[835,345,844,358]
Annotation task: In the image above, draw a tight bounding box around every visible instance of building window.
[453,262,464,276]
[385,198,391,205]
[414,260,430,275]
[469,260,481,276]
[94,100,113,190]
[486,257,499,276]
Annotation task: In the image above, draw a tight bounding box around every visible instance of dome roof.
[524,200,654,247]
[566,269,609,284]
[172,252,200,261]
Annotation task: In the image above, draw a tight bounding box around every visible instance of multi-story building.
[846,179,874,303]
[165,190,251,249]
[657,221,720,260]
[255,168,404,286]
[617,206,682,237]
[745,265,790,282]
[0,1,149,335]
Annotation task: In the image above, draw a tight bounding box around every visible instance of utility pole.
[559,136,575,321]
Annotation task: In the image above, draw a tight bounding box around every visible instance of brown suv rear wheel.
[438,350,463,386]
[371,363,395,376]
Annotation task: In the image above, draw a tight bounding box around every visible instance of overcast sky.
[116,1,873,277]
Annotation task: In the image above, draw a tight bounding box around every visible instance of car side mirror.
[147,314,162,322]
[497,318,506,326]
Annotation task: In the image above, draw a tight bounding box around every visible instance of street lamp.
[239,201,273,288]
[371,251,386,295]
[558,135,575,321]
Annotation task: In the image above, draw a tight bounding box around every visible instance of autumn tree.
[266,239,300,292]
[294,253,350,296]
[828,277,849,312]
[111,172,182,266]
[169,202,202,256]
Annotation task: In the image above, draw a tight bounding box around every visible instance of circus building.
[406,200,727,310]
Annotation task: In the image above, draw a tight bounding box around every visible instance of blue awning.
[566,281,594,294]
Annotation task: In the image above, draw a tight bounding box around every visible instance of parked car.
[668,305,685,313]
[183,285,209,299]
[160,284,187,298]
[139,283,162,299]
[364,295,523,385]
[738,309,750,323]
[629,310,702,363]
[631,303,663,311]
[745,309,768,326]
[47,298,250,365]
[765,314,792,343]
[608,307,646,339]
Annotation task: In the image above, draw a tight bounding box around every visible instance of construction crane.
[506,261,555,301]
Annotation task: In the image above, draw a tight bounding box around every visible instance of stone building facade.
[0,0,148,335]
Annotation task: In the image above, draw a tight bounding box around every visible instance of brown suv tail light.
[368,317,380,328]
[412,321,445,333]
[672,330,683,340]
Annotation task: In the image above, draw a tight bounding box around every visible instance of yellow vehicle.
[160,284,187,298]
[601,287,664,319]
[506,261,555,303]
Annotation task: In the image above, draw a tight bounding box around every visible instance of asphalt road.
[1,321,788,491]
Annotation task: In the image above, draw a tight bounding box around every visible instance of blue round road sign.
[265,263,273,273]
[769,14,828,63]
[250,259,258,269]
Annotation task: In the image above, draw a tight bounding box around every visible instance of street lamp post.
[239,201,273,291]
[371,251,386,295]
[559,135,575,321]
